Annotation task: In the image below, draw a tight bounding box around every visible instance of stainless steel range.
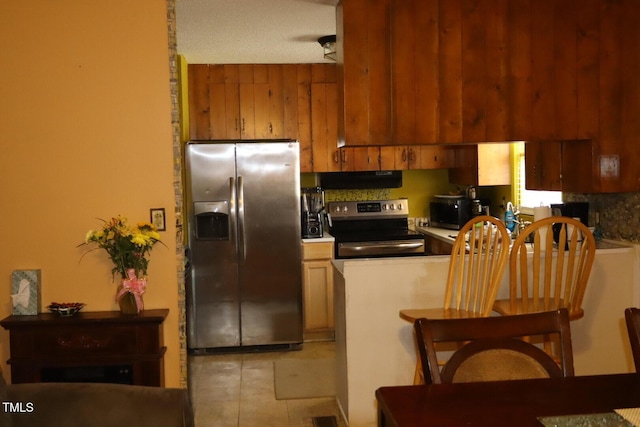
[327,199,426,259]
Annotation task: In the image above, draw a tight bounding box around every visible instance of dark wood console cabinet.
[0,309,168,386]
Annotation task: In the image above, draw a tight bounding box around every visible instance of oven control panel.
[328,199,409,220]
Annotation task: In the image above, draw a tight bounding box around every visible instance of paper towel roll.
[533,205,551,251]
[533,205,551,221]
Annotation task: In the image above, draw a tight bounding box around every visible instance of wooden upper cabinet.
[337,0,392,147]
[380,146,410,170]
[290,65,311,171]
[392,0,512,144]
[188,64,213,140]
[339,0,592,146]
[524,0,640,193]
[378,145,452,170]
[449,144,511,186]
[525,141,563,191]
[340,147,382,171]
[188,64,296,141]
[187,63,341,173]
[391,0,442,144]
[310,65,341,173]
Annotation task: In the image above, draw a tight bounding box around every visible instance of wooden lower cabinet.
[0,309,168,386]
[425,234,454,256]
[301,241,335,339]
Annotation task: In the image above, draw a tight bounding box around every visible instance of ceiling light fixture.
[318,35,336,61]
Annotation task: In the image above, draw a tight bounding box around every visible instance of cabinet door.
[338,0,593,146]
[437,0,464,144]
[188,64,242,140]
[390,0,417,144]
[478,144,510,185]
[210,64,241,140]
[448,145,479,186]
[340,147,381,171]
[190,64,295,141]
[380,146,409,170]
[449,144,511,186]
[525,141,562,191]
[390,0,441,144]
[311,78,341,172]
[238,65,257,140]
[252,65,285,139]
[337,0,392,146]
[506,0,533,141]
[188,64,213,140]
[283,65,300,142]
[301,242,335,333]
[408,145,452,169]
[297,65,313,172]
[379,145,452,171]
[302,260,334,331]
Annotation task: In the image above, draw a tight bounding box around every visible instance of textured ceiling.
[176,0,338,64]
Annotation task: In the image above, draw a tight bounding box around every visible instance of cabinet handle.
[235,118,239,131]
[269,122,273,134]
[242,118,245,133]
[409,149,416,162]
[333,151,339,164]
[341,150,347,164]
[402,149,407,162]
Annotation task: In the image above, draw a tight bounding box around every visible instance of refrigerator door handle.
[230,176,239,256]
[237,175,246,261]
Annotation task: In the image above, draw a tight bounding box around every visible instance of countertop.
[416,225,458,243]
[301,232,334,244]
[416,225,632,252]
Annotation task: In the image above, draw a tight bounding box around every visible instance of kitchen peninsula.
[333,241,639,427]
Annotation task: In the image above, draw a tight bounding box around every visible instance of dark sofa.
[0,372,194,427]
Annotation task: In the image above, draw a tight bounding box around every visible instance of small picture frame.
[150,208,166,231]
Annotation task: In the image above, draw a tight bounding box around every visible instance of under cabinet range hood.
[319,171,402,189]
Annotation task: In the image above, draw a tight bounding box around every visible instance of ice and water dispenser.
[193,201,230,240]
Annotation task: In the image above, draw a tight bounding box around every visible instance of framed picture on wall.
[150,208,166,231]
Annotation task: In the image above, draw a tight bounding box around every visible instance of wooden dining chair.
[492,216,596,321]
[399,215,510,383]
[400,215,510,322]
[414,308,575,384]
[624,307,640,373]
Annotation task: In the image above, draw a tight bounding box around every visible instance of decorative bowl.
[47,302,85,317]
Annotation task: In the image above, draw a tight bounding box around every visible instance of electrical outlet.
[600,155,620,179]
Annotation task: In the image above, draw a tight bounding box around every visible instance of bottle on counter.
[504,202,516,234]
[593,212,604,241]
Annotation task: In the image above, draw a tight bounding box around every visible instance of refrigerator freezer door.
[186,143,241,349]
[236,142,303,346]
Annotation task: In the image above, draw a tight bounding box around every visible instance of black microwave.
[430,196,471,230]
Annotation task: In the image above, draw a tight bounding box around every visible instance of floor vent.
[312,416,339,427]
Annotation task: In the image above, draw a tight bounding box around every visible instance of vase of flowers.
[81,216,163,315]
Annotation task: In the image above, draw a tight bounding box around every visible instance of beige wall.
[0,1,181,387]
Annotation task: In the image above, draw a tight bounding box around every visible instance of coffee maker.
[301,187,325,238]
[466,186,484,218]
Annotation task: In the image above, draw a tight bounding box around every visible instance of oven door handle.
[338,240,425,257]
[346,242,424,251]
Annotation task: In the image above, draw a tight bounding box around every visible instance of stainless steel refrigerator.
[185,141,303,351]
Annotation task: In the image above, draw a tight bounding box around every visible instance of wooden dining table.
[376,373,640,427]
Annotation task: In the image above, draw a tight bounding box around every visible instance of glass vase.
[117,286,142,315]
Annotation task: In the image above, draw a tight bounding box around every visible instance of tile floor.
[188,341,345,427]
